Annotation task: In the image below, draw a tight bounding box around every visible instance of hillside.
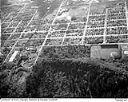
[0,56,128,98]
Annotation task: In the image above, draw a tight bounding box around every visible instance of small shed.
[91,44,121,59]
[9,51,19,62]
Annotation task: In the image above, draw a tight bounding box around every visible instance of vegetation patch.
[1,56,128,98]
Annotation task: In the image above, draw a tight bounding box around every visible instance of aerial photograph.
[0,0,128,98]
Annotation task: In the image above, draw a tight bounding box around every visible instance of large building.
[90,44,128,59]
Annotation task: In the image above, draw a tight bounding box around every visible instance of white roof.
[9,51,19,62]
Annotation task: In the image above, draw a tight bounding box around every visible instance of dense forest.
[0,54,128,98]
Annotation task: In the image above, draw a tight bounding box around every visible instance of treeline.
[40,45,90,59]
[1,58,128,98]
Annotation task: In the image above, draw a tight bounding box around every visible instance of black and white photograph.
[0,0,128,100]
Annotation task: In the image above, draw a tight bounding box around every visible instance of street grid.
[1,0,128,67]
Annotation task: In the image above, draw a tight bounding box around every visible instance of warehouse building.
[90,44,128,59]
